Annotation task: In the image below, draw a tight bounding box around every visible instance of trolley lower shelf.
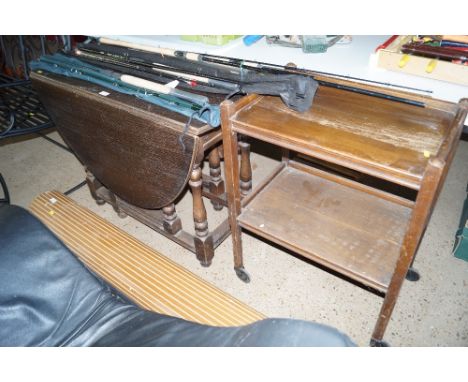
[238,163,413,293]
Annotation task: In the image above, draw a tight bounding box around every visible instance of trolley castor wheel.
[95,199,106,206]
[235,267,251,283]
[406,267,420,282]
[370,338,390,347]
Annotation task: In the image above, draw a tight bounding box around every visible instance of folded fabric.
[29,53,220,126]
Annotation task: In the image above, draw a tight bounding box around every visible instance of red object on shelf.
[447,46,468,52]
[375,35,399,52]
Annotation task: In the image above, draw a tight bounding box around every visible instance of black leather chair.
[0,203,355,347]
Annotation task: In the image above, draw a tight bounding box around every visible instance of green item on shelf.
[181,35,242,46]
[301,35,329,53]
[301,35,344,53]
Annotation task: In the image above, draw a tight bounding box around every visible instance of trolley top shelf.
[230,89,461,190]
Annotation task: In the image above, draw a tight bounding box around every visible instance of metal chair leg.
[0,173,11,205]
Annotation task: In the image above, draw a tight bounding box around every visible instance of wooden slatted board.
[30,191,265,326]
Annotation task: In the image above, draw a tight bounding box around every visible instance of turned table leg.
[108,190,127,219]
[162,203,182,234]
[86,170,105,206]
[239,140,252,196]
[190,163,214,267]
[208,145,225,211]
[217,145,224,160]
[86,170,126,218]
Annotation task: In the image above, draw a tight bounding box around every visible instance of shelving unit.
[221,86,468,346]
[0,74,53,138]
[239,164,412,293]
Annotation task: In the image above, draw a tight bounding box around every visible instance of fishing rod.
[79,42,319,113]
[193,52,433,94]
[75,48,239,93]
[98,37,433,94]
[42,53,210,107]
[33,54,206,113]
[148,48,432,100]
[80,42,259,83]
[77,54,232,95]
[31,53,224,128]
[145,47,431,94]
[88,40,426,108]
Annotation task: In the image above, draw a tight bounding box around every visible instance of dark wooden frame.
[221,89,468,345]
[30,71,253,267]
[86,130,253,267]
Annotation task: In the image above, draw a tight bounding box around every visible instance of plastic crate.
[180,35,241,46]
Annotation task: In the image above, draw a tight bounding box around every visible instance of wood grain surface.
[231,89,457,189]
[31,71,208,209]
[221,91,467,344]
[238,166,412,292]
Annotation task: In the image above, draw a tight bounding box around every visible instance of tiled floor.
[1,129,467,346]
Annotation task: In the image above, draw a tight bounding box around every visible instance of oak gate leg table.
[30,71,253,267]
[221,87,468,346]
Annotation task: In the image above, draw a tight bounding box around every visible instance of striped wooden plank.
[30,191,265,326]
